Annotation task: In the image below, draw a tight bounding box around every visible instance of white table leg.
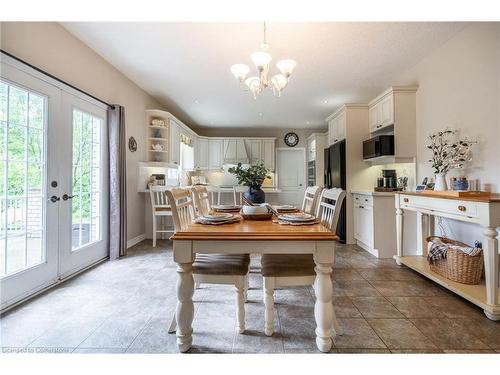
[482,226,499,320]
[176,262,194,352]
[313,244,334,353]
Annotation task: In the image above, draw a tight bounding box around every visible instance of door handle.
[50,195,60,203]
[62,194,77,201]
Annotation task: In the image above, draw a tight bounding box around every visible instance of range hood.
[222,139,249,164]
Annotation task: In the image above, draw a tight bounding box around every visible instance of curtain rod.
[1,49,114,109]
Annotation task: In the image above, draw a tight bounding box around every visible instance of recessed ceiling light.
[306,121,310,125]
[194,99,199,104]
[258,112,263,117]
[323,99,328,104]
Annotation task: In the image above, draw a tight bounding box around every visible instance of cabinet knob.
[458,205,466,212]
[403,198,409,203]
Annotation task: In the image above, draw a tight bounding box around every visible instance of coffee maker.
[375,169,397,190]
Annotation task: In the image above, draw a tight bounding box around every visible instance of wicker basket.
[426,236,484,285]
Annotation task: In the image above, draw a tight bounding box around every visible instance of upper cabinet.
[169,118,181,166]
[262,139,275,171]
[246,139,262,165]
[367,86,418,163]
[195,137,209,170]
[326,107,347,146]
[208,139,224,170]
[369,91,394,132]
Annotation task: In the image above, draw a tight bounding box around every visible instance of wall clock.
[284,132,299,147]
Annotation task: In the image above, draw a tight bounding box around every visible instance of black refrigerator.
[324,140,346,243]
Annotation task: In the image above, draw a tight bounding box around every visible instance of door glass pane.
[72,109,102,250]
[0,80,46,277]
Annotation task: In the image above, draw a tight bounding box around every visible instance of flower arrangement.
[228,161,271,188]
[427,129,475,174]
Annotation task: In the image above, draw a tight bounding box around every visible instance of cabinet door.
[360,205,374,247]
[262,140,275,171]
[380,94,394,128]
[353,205,361,240]
[335,112,346,142]
[246,139,262,164]
[369,104,379,132]
[209,139,223,169]
[169,119,180,166]
[327,119,335,146]
[196,137,209,169]
[307,138,316,161]
[235,139,248,163]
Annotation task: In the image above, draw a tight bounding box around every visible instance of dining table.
[170,217,339,353]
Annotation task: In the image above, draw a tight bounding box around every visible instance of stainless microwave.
[362,135,394,160]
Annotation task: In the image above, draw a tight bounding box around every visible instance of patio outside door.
[0,60,109,310]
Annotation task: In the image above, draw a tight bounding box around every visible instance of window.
[71,109,102,250]
[0,80,46,276]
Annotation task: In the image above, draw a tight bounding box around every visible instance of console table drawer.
[399,195,478,218]
[353,194,373,206]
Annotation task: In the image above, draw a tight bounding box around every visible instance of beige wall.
[0,22,165,242]
[395,23,500,242]
[194,127,327,148]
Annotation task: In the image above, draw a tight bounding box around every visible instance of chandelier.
[230,22,297,99]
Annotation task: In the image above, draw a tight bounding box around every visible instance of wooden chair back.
[165,188,196,231]
[301,186,323,215]
[191,186,211,216]
[316,188,346,233]
[149,185,170,212]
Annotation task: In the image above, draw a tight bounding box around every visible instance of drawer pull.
[364,199,368,202]
[458,205,466,212]
[403,198,409,203]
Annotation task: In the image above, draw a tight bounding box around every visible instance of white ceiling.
[62,22,466,129]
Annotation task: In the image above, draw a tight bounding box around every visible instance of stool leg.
[168,312,177,334]
[152,215,157,247]
[263,277,275,336]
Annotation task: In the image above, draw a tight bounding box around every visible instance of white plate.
[279,213,315,222]
[201,213,234,221]
[212,205,241,210]
[274,205,297,210]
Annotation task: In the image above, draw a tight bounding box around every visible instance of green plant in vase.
[228,161,271,203]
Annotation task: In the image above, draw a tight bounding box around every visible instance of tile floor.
[1,241,499,354]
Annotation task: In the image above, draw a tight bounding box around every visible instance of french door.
[0,60,109,310]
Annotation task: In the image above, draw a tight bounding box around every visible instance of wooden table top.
[170,219,338,241]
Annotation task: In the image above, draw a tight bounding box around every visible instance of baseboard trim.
[355,239,379,258]
[127,233,146,249]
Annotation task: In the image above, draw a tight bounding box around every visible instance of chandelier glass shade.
[230,23,296,99]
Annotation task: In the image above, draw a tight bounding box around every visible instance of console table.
[394,192,500,320]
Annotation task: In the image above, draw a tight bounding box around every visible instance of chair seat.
[261,254,316,277]
[193,253,250,276]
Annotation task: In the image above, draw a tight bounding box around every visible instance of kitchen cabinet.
[223,139,248,164]
[195,137,209,169]
[352,192,397,258]
[262,139,275,171]
[209,139,224,170]
[246,139,262,164]
[169,118,180,166]
[367,86,418,163]
[306,133,326,187]
[326,108,346,146]
[369,92,394,132]
[307,137,316,162]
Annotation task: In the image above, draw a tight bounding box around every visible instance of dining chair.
[191,185,212,216]
[166,187,250,334]
[301,185,323,214]
[149,185,172,247]
[260,188,346,337]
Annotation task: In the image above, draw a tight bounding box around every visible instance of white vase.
[434,173,448,191]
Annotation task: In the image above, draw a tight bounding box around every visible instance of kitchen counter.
[351,190,398,197]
